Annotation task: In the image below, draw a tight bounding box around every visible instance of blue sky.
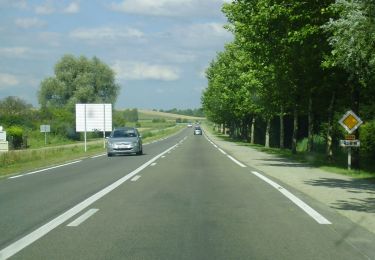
[0,0,232,109]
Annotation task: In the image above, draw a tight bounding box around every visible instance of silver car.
[106,127,143,157]
[194,126,202,135]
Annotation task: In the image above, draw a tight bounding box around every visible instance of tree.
[38,55,120,109]
[0,96,32,116]
[0,96,35,127]
[323,0,375,167]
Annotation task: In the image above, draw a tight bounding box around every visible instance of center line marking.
[67,209,99,227]
[250,171,331,225]
[131,175,141,182]
[150,163,157,166]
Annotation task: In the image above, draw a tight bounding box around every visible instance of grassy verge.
[0,125,184,178]
[203,122,375,180]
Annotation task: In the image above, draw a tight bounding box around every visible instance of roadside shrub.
[152,118,166,123]
[7,125,24,149]
[360,120,375,158]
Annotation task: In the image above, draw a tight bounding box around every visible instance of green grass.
[203,122,375,180]
[0,124,184,178]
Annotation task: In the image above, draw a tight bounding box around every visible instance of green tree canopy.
[38,55,120,109]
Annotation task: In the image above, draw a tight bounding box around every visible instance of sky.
[0,0,233,110]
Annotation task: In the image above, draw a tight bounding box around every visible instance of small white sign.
[40,125,51,133]
[0,131,6,141]
[340,140,360,147]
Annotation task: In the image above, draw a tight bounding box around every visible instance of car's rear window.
[113,130,137,138]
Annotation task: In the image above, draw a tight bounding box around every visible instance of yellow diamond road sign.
[339,110,363,134]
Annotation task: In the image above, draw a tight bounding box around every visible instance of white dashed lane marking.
[67,209,99,227]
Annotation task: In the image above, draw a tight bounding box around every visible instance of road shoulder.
[203,129,375,236]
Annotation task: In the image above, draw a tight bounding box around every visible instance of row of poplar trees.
[202,0,375,164]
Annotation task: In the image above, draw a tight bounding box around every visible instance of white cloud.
[15,17,46,29]
[70,27,144,42]
[109,0,226,17]
[63,2,80,14]
[0,0,28,9]
[112,61,180,81]
[0,73,19,88]
[35,3,55,14]
[0,47,30,58]
[38,32,61,47]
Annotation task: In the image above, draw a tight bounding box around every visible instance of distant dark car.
[106,127,143,157]
[194,126,202,135]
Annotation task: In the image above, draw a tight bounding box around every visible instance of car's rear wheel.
[136,147,143,155]
[107,153,113,157]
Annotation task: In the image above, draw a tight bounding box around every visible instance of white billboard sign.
[76,104,112,132]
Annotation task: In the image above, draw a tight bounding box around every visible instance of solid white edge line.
[227,155,247,168]
[0,143,179,260]
[218,148,226,155]
[67,209,99,227]
[130,175,141,182]
[250,171,331,225]
[90,154,106,159]
[8,160,82,179]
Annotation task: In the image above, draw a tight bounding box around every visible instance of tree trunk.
[250,116,255,144]
[351,82,361,169]
[307,94,314,152]
[326,91,335,161]
[292,106,298,154]
[265,117,271,148]
[279,106,284,149]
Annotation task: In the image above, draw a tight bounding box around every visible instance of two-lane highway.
[0,128,374,259]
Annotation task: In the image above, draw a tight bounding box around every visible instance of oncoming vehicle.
[106,127,143,157]
[194,126,202,135]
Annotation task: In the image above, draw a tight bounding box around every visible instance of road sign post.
[338,111,363,170]
[40,125,51,145]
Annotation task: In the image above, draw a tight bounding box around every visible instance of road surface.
[0,128,374,259]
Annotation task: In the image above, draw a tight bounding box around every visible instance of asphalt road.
[0,128,373,259]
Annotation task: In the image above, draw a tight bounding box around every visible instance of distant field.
[138,109,205,121]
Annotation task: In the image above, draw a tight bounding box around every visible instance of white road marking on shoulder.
[227,155,247,167]
[218,148,226,155]
[151,163,157,166]
[67,209,99,227]
[8,160,82,179]
[161,156,166,158]
[131,175,141,182]
[0,143,179,259]
[91,154,106,159]
[251,171,331,225]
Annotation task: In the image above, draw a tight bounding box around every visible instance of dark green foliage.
[202,0,375,163]
[360,121,375,158]
[123,108,139,122]
[152,118,166,123]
